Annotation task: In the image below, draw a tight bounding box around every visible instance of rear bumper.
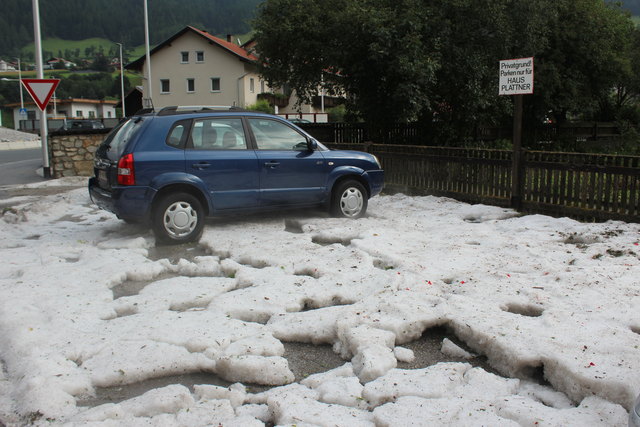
[88,177,154,222]
[364,170,384,197]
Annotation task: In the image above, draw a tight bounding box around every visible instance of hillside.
[0,0,263,58]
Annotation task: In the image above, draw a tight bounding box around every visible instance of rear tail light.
[117,153,135,186]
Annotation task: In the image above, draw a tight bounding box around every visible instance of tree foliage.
[254,0,638,140]
[254,0,438,124]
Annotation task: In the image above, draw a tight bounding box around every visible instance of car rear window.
[97,118,144,160]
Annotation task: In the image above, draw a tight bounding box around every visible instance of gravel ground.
[0,127,40,143]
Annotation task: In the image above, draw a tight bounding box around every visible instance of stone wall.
[49,130,110,178]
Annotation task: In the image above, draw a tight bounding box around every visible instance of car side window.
[189,118,247,150]
[248,118,308,150]
[166,120,190,148]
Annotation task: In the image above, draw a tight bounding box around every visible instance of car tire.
[331,180,367,218]
[152,192,204,245]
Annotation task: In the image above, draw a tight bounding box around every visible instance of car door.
[247,117,328,207]
[184,117,260,211]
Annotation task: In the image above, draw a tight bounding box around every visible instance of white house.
[126,26,331,122]
[6,98,118,130]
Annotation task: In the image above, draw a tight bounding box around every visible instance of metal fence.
[328,143,640,223]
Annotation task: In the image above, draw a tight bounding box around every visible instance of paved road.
[0,148,45,186]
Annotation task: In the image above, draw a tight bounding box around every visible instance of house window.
[211,77,221,92]
[196,51,204,62]
[260,80,265,93]
[160,79,171,94]
[108,111,112,118]
[187,78,195,93]
[88,111,96,118]
[249,78,255,93]
[181,51,189,63]
[76,110,83,117]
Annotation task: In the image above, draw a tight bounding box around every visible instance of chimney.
[226,34,232,43]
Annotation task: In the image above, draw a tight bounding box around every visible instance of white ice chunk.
[441,337,475,359]
[222,333,284,357]
[352,344,397,383]
[216,355,294,385]
[363,363,471,407]
[393,346,415,363]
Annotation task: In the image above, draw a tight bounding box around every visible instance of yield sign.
[21,78,60,111]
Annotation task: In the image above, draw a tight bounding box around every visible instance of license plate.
[98,169,108,187]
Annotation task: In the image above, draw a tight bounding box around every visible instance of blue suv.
[89,106,384,244]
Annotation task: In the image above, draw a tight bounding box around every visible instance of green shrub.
[246,99,274,114]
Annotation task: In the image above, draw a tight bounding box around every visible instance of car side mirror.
[307,139,318,151]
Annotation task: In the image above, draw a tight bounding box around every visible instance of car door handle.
[192,162,211,170]
[264,161,280,169]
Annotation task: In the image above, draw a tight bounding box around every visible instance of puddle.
[284,218,305,234]
[111,273,176,299]
[311,235,353,246]
[55,214,84,223]
[147,243,210,263]
[502,303,544,318]
[76,372,232,407]
[373,259,397,271]
[301,297,354,311]
[283,342,346,382]
[294,267,321,279]
[76,342,346,408]
[399,326,498,375]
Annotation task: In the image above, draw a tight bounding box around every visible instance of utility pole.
[116,43,126,117]
[32,0,50,178]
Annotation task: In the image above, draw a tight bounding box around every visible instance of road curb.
[0,140,41,151]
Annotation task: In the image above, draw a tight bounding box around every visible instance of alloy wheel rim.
[340,187,363,217]
[163,201,197,237]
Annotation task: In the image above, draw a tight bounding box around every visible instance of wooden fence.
[327,143,640,223]
[301,122,621,146]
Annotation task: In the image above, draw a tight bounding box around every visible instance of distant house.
[5,98,118,131]
[114,86,144,116]
[46,57,76,69]
[125,26,329,121]
[0,60,16,72]
[127,26,268,110]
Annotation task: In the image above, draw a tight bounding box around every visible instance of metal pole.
[320,73,325,114]
[143,0,153,107]
[17,58,24,110]
[116,43,126,117]
[32,0,50,178]
[510,94,524,210]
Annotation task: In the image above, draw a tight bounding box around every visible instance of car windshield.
[97,118,143,160]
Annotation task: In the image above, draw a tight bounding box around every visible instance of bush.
[327,105,346,122]
[246,99,274,114]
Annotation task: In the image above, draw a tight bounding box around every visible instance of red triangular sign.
[21,79,60,111]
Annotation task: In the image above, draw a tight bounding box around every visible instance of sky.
[0,177,638,426]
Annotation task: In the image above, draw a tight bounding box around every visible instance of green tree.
[253,0,438,124]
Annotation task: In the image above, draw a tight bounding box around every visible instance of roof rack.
[157,105,245,116]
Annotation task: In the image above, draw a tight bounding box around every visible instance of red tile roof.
[126,26,258,71]
[187,26,258,62]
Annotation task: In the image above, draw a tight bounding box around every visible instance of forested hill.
[0,0,263,57]
[1,0,638,58]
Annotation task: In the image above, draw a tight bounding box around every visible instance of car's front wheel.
[152,192,204,245]
[331,179,368,218]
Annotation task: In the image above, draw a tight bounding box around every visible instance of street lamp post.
[143,0,153,108]
[116,43,126,117]
[16,58,24,111]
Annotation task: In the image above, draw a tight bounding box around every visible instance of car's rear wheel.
[331,180,367,218]
[152,192,204,245]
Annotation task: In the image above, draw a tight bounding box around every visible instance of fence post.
[511,95,524,210]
